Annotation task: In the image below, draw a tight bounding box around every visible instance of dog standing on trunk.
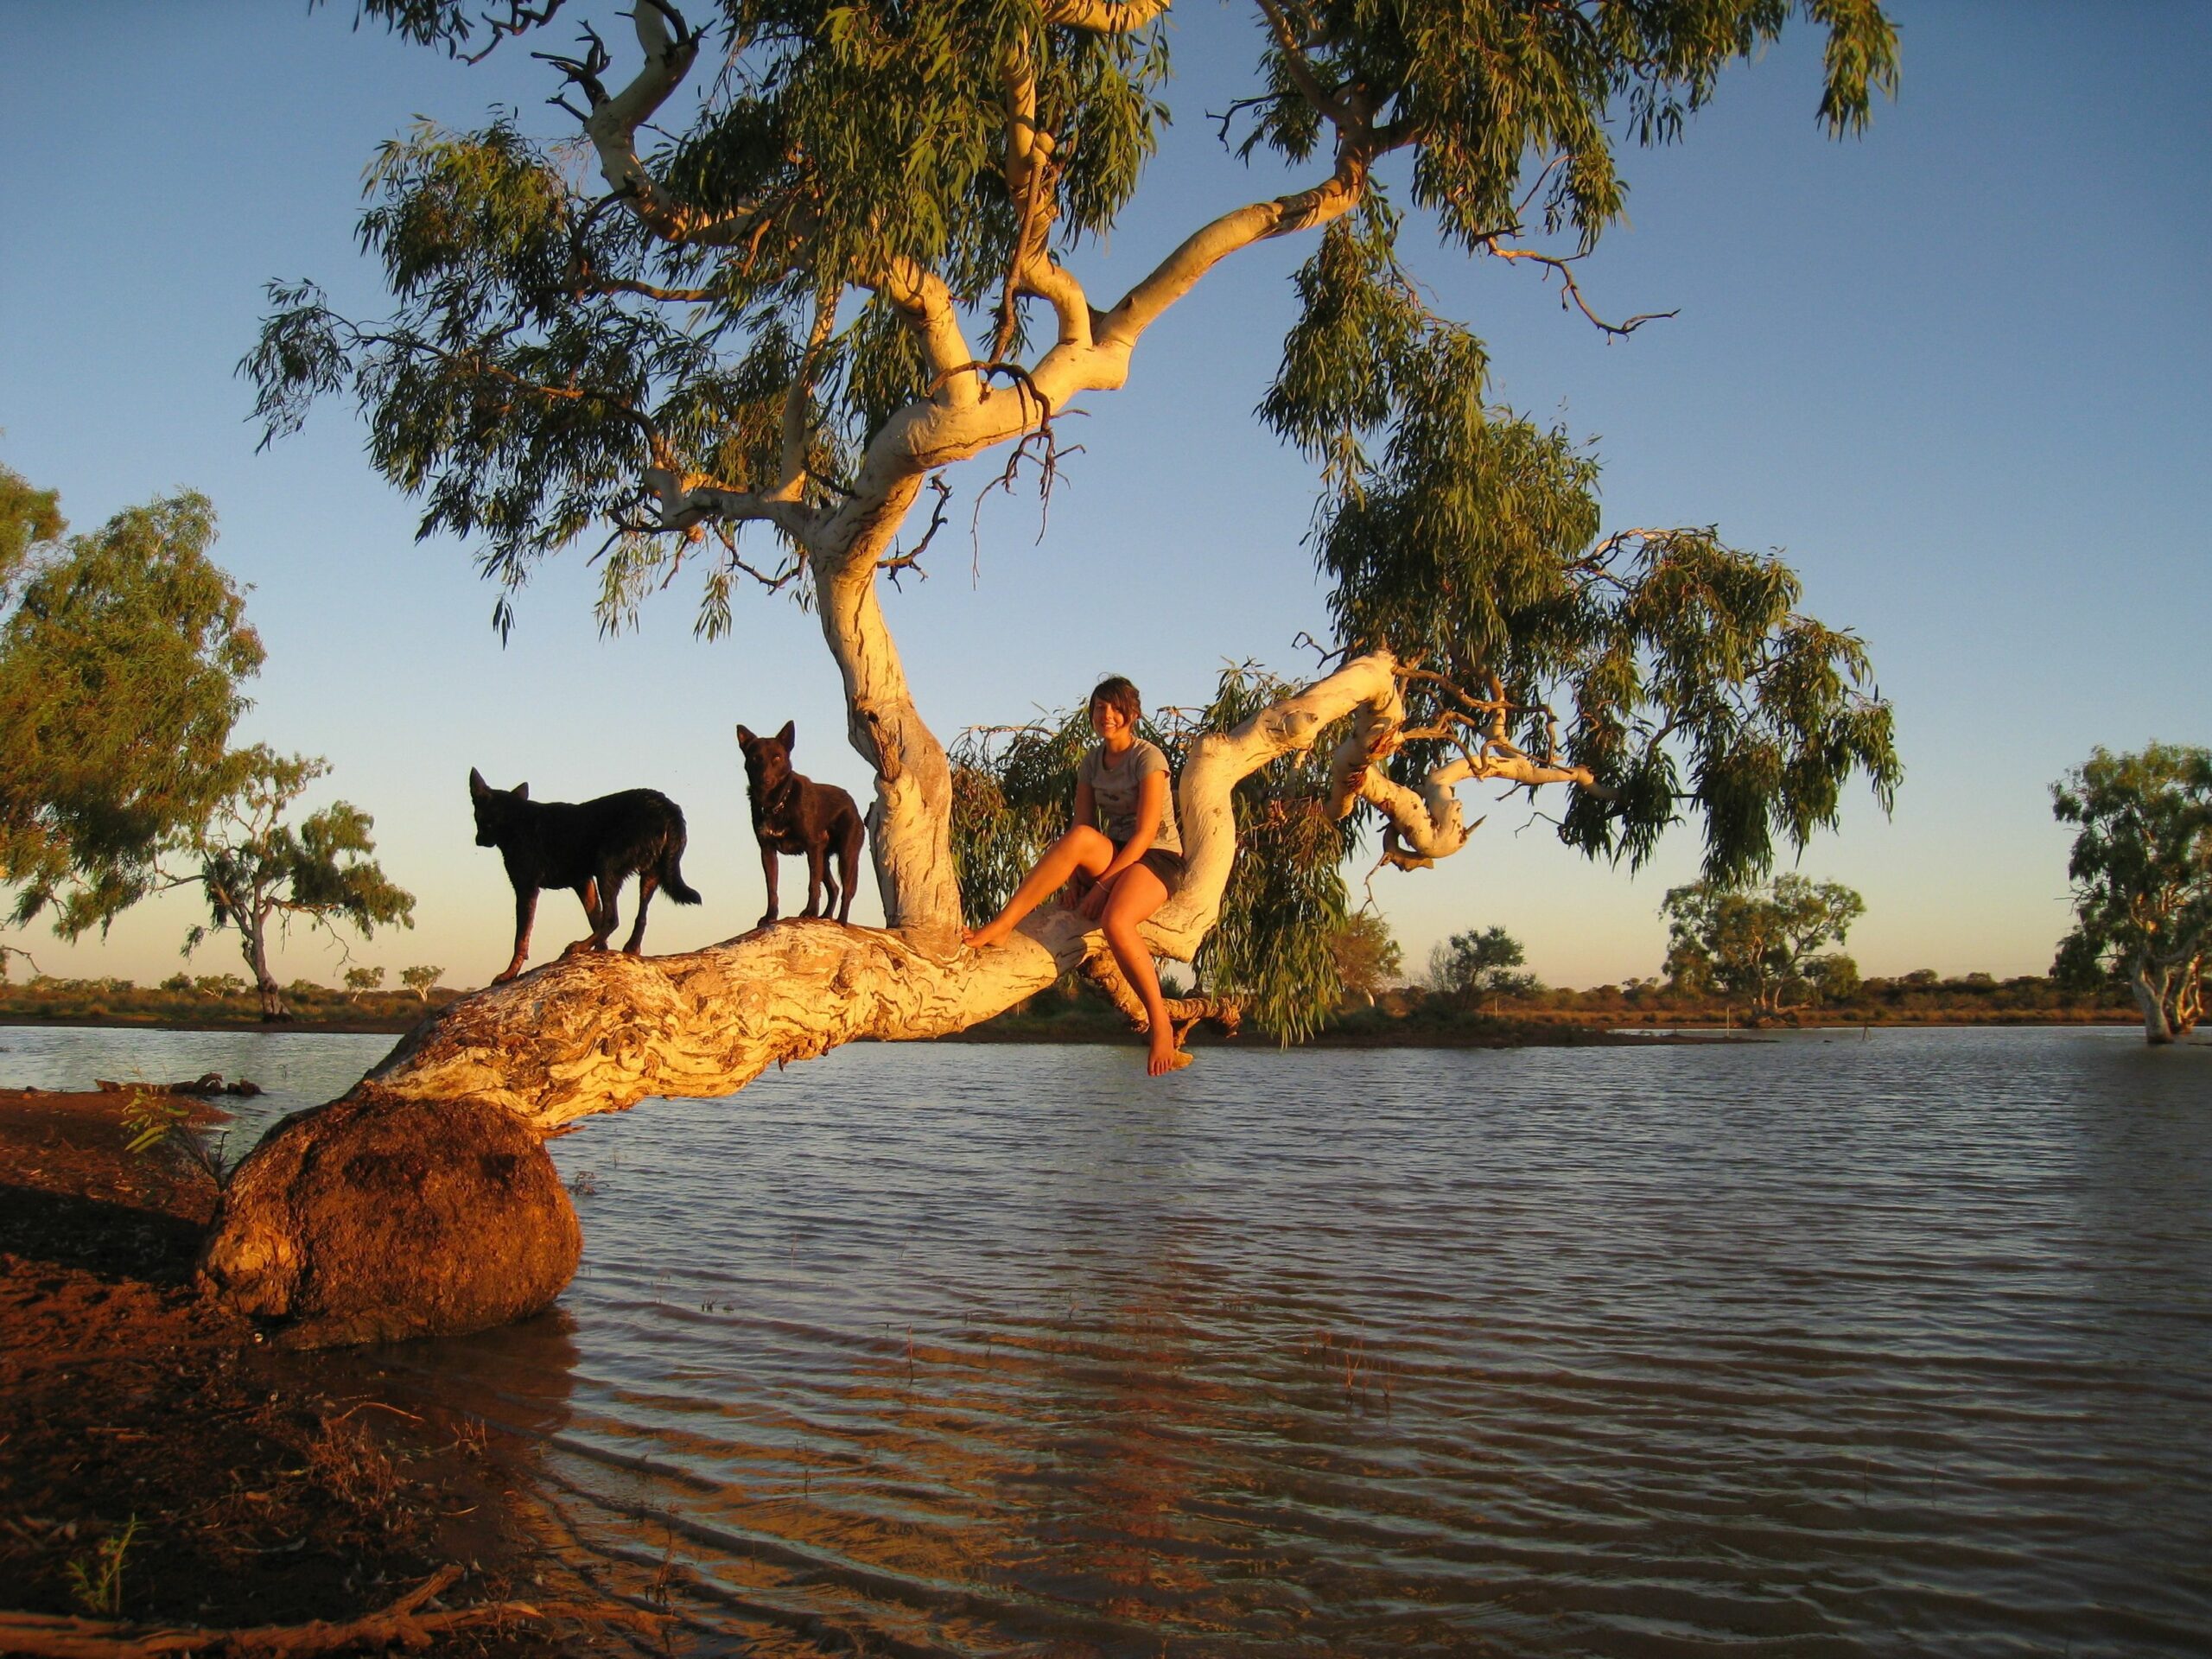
[468,768,702,983]
[735,721,867,927]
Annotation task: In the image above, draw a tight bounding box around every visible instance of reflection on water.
[0,1025,392,1147]
[16,1026,2212,1655]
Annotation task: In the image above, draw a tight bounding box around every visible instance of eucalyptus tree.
[1329,912,1402,1008]
[212,0,1906,1340]
[0,478,264,940]
[186,748,418,1021]
[1660,874,1864,1016]
[1431,925,1536,1003]
[2051,744,2211,1044]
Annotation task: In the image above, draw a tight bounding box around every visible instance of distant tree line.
[0,967,454,1026]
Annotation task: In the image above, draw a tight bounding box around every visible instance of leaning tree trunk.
[245,919,289,1023]
[201,652,1513,1344]
[2133,966,2175,1045]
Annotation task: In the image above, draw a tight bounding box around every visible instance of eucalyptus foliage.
[2050,744,2211,1044]
[0,479,264,937]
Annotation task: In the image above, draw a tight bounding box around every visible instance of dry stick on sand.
[0,1562,662,1657]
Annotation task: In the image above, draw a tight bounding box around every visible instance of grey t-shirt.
[1077,739,1181,855]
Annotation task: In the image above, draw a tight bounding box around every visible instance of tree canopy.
[2051,744,2210,1044]
[1328,911,1402,1006]
[1661,874,1863,1016]
[0,474,265,938]
[207,0,1929,1343]
[1430,925,1536,1001]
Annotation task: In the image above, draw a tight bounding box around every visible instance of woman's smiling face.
[1090,699,1133,744]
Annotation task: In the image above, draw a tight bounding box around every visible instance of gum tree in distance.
[217,0,1904,1339]
[1660,874,1864,1018]
[185,748,418,1022]
[0,475,265,940]
[2051,744,2211,1045]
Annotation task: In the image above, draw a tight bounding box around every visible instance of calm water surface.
[9,1026,2209,1656]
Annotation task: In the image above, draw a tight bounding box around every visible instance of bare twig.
[458,0,569,65]
[1486,246,1677,338]
[881,474,952,588]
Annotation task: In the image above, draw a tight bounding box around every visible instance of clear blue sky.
[2,3,2206,994]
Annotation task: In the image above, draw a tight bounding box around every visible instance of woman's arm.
[1073,779,1099,832]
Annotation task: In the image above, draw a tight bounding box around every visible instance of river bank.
[0,1085,634,1654]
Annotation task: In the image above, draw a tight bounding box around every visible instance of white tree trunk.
[2134,963,2177,1045]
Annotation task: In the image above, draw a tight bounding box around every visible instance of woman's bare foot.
[1147,1034,1191,1076]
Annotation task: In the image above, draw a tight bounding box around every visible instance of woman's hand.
[1077,872,1116,920]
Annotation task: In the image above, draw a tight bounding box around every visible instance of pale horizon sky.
[2,3,2207,995]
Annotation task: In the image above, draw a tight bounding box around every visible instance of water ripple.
[28,1023,2207,1655]
[402,1028,2211,1656]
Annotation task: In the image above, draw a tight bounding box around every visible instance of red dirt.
[0,1086,626,1653]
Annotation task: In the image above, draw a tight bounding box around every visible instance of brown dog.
[734,721,867,927]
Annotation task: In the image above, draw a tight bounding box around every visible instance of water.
[0,1023,387,1147]
[10,1026,2210,1656]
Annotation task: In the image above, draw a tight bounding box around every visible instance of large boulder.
[199,1086,581,1347]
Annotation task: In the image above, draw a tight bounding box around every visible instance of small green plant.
[66,1516,138,1618]
[121,1091,236,1189]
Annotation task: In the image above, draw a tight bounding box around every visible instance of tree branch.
[1486,245,1678,338]
[1078,940,1243,1048]
[0,1562,620,1657]
[1255,0,1350,124]
[777,284,840,501]
[642,468,818,544]
[870,258,984,410]
[558,1,775,250]
[1103,118,1402,350]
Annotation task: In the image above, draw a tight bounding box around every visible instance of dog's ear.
[469,767,490,798]
[776,720,796,751]
[734,724,755,748]
[514,782,529,801]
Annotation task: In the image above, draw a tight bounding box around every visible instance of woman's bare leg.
[1098,864,1184,1075]
[964,826,1114,948]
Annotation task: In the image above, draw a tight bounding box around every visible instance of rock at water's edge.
[199,1089,581,1348]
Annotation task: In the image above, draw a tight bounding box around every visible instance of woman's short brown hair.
[1089,676,1141,724]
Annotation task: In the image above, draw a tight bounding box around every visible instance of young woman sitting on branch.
[964,676,1189,1076]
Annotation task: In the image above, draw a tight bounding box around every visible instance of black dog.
[468,768,702,983]
[734,721,867,927]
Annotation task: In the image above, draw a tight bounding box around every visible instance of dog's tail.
[659,820,703,906]
[660,850,703,906]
